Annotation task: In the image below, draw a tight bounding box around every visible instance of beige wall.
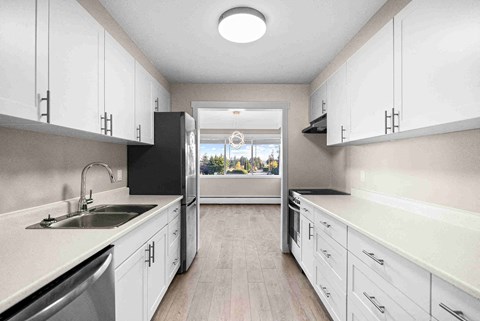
[77,0,170,90]
[200,177,281,197]
[311,0,410,93]
[0,127,127,214]
[171,84,338,190]
[309,0,480,213]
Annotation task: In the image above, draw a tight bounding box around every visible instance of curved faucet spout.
[78,162,116,213]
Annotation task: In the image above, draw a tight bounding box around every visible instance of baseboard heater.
[200,197,281,204]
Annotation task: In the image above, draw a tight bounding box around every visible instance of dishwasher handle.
[8,249,113,321]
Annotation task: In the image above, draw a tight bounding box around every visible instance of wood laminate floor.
[153,204,330,321]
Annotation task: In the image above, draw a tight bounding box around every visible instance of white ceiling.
[98,0,387,84]
[198,109,282,129]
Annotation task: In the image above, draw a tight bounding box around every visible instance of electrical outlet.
[117,169,123,182]
[360,170,366,183]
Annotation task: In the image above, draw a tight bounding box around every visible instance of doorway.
[192,101,289,252]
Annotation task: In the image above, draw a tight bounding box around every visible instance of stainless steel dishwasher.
[0,246,115,321]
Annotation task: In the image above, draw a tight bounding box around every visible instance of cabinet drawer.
[114,208,168,268]
[167,241,180,282]
[168,202,181,222]
[432,275,480,321]
[299,199,314,222]
[348,253,430,321]
[314,207,347,247]
[315,228,347,288]
[168,214,180,247]
[315,256,346,321]
[348,228,430,312]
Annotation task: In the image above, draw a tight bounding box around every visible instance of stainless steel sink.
[26,204,157,229]
[89,204,156,214]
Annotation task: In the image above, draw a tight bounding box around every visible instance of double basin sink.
[27,204,157,229]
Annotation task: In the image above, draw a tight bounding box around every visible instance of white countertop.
[300,194,480,300]
[0,188,182,313]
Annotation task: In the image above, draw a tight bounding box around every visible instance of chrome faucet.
[78,162,116,213]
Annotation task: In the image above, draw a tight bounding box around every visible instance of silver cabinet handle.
[155,97,159,112]
[308,223,313,240]
[136,124,142,142]
[173,257,179,266]
[321,100,326,114]
[439,303,470,321]
[107,113,113,136]
[173,229,179,236]
[145,244,152,267]
[384,110,392,134]
[40,90,50,123]
[320,249,331,259]
[151,241,155,264]
[101,112,107,134]
[363,292,385,313]
[341,125,346,143]
[302,207,309,213]
[319,285,330,298]
[392,107,400,133]
[320,221,331,228]
[362,250,384,265]
[174,207,179,213]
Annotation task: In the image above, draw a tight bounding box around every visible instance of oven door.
[288,201,301,245]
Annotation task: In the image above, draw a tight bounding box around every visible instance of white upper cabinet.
[153,81,171,113]
[348,20,394,141]
[394,0,480,131]
[134,62,154,144]
[326,63,348,145]
[105,32,135,140]
[0,0,41,122]
[309,83,327,122]
[49,0,104,133]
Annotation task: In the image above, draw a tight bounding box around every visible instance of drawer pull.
[303,208,309,212]
[363,292,385,314]
[173,207,179,213]
[173,258,179,266]
[320,221,331,228]
[320,249,331,259]
[362,250,384,265]
[319,285,330,298]
[173,229,179,236]
[439,303,469,321]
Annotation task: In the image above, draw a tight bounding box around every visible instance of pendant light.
[218,7,267,43]
[229,111,245,149]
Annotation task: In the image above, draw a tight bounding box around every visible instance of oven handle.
[11,250,113,321]
[288,204,301,213]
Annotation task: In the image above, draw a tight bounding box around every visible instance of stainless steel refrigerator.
[127,112,197,273]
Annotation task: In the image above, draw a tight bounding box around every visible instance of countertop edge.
[0,195,183,314]
[299,196,480,300]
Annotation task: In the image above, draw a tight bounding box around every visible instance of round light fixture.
[218,7,266,43]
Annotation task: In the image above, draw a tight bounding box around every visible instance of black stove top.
[289,188,349,196]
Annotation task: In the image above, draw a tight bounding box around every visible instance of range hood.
[302,114,327,134]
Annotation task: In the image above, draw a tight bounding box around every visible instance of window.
[200,138,280,176]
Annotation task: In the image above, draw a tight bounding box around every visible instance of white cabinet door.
[146,227,167,320]
[394,0,480,131]
[105,32,135,140]
[115,245,147,321]
[327,63,348,145]
[300,214,315,282]
[309,83,327,122]
[0,0,40,122]
[348,20,394,140]
[134,62,154,144]
[49,0,104,133]
[153,81,171,113]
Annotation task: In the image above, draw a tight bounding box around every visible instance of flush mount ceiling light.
[218,7,266,43]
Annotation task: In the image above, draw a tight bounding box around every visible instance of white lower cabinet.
[114,201,181,321]
[432,275,480,321]
[315,256,346,321]
[115,243,148,321]
[300,213,315,282]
